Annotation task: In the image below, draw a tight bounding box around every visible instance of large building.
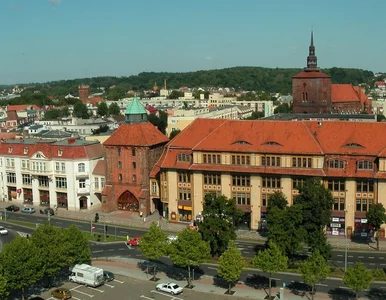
[0,137,105,211]
[151,118,386,238]
[292,32,371,114]
[101,97,168,215]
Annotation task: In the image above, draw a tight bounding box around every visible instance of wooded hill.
[11,66,375,97]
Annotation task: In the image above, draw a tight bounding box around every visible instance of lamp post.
[344,204,351,273]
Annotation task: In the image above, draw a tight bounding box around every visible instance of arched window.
[78,163,85,173]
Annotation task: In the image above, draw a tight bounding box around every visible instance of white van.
[69,264,104,287]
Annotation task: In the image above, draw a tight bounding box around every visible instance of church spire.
[305,31,319,71]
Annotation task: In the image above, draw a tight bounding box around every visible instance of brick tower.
[101,96,169,216]
[78,85,89,104]
[292,32,332,114]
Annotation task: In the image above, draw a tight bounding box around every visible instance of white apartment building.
[0,137,105,211]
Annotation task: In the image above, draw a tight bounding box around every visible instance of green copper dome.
[125,96,147,115]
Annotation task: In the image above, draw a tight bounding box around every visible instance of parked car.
[29,297,45,300]
[51,288,72,299]
[127,236,141,246]
[21,207,35,214]
[40,208,55,215]
[103,270,115,281]
[156,282,183,295]
[5,205,19,212]
[0,226,8,235]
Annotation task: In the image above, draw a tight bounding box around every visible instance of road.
[2,211,386,270]
[1,221,386,298]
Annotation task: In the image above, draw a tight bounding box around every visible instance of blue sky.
[0,0,384,84]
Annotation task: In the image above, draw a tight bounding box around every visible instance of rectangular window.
[132,175,136,182]
[152,182,157,194]
[332,198,345,211]
[262,156,281,167]
[232,192,251,205]
[38,176,50,187]
[231,155,250,166]
[94,179,99,189]
[22,174,32,185]
[356,180,374,193]
[78,179,86,189]
[232,175,250,186]
[101,178,105,188]
[292,178,306,190]
[61,163,66,171]
[358,160,374,170]
[178,188,191,200]
[329,159,345,169]
[178,153,191,162]
[178,172,191,183]
[292,157,312,168]
[262,176,281,189]
[203,173,221,185]
[132,162,136,169]
[21,160,29,169]
[132,148,136,156]
[55,177,67,189]
[118,161,122,168]
[327,179,345,192]
[202,153,221,164]
[7,173,16,184]
[55,162,60,171]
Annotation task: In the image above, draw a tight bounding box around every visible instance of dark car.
[29,297,45,300]
[40,208,55,216]
[5,205,20,212]
[103,271,115,281]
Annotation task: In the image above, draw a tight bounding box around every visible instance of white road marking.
[358,256,364,258]
[107,249,114,251]
[316,283,328,287]
[272,278,281,281]
[114,279,124,284]
[118,248,125,250]
[339,286,350,290]
[208,267,217,270]
[73,297,82,300]
[140,296,154,300]
[370,263,376,265]
[70,286,94,297]
[104,283,115,288]
[348,255,353,258]
[379,257,385,259]
[87,286,104,293]
[337,254,343,257]
[151,290,183,300]
[92,250,103,253]
[369,257,374,259]
[244,251,250,254]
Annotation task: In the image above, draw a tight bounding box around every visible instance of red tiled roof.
[103,122,169,146]
[7,104,40,111]
[292,71,330,78]
[151,119,386,178]
[331,84,359,103]
[353,86,371,106]
[87,97,104,106]
[93,160,105,175]
[375,81,385,86]
[0,133,19,140]
[0,139,104,159]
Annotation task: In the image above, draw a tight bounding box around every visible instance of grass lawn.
[6,219,36,229]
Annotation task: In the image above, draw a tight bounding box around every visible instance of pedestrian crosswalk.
[17,232,29,238]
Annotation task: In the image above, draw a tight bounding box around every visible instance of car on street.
[103,270,115,281]
[156,282,183,295]
[51,287,72,299]
[127,236,141,246]
[21,207,35,214]
[0,226,8,235]
[5,205,19,212]
[40,207,55,215]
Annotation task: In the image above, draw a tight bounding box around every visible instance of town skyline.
[0,0,385,84]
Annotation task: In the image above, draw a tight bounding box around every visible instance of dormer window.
[328,159,345,169]
[343,142,364,148]
[233,140,251,145]
[58,149,63,157]
[262,141,282,146]
[24,147,29,154]
[36,153,42,158]
[177,153,191,162]
[358,160,373,170]
[8,146,13,154]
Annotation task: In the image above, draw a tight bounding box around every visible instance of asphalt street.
[1,220,386,298]
[3,211,386,270]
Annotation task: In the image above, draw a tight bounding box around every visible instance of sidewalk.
[1,201,385,251]
[92,256,366,300]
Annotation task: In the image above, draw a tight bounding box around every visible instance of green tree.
[274,103,291,114]
[73,101,90,119]
[218,241,246,294]
[139,222,168,280]
[376,114,386,122]
[343,262,373,299]
[97,102,109,117]
[168,90,184,99]
[252,242,288,298]
[169,129,181,139]
[198,193,243,257]
[63,224,91,266]
[366,203,386,250]
[267,193,305,259]
[30,223,66,286]
[295,178,334,259]
[300,250,330,300]
[169,228,211,288]
[0,236,44,300]
[108,102,121,116]
[245,111,264,120]
[0,274,9,300]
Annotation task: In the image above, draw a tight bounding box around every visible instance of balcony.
[30,169,51,175]
[77,187,90,195]
[76,171,89,179]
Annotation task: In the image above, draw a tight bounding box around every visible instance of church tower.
[125,96,148,124]
[292,32,332,114]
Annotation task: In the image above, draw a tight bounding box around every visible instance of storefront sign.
[361,219,368,224]
[330,223,341,228]
[332,217,340,222]
[171,212,177,221]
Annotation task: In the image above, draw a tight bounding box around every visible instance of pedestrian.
[126,235,130,241]
[143,217,146,223]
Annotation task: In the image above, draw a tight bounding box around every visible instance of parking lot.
[38,274,249,300]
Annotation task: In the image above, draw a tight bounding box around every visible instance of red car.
[127,236,141,246]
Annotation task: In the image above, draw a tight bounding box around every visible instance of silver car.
[21,207,35,214]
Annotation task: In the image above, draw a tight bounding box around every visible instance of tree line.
[7,67,375,98]
[0,223,91,300]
